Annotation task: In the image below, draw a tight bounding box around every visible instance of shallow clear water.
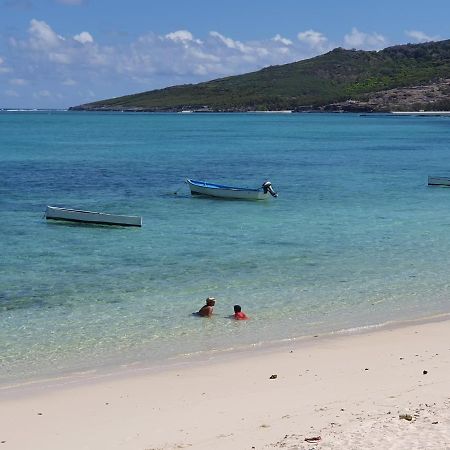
[1,111,450,384]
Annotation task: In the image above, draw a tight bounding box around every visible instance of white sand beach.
[1,317,450,450]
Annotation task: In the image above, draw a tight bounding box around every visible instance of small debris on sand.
[399,413,413,421]
[305,436,321,443]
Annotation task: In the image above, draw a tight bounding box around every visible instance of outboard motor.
[262,180,278,197]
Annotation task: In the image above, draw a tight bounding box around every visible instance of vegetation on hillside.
[70,40,450,112]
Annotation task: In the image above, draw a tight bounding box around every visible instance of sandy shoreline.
[1,316,450,449]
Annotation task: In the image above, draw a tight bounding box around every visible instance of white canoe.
[186,179,277,200]
[45,206,142,227]
[428,176,450,187]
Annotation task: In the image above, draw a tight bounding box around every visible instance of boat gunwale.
[46,206,141,219]
[186,179,262,193]
[45,206,142,227]
[45,216,142,227]
[427,176,450,186]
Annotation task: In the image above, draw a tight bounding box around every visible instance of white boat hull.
[45,206,142,227]
[392,111,450,116]
[187,179,270,200]
[428,176,450,187]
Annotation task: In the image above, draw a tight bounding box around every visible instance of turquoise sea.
[1,111,450,386]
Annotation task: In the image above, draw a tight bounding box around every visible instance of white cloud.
[28,19,65,49]
[297,30,328,50]
[0,56,12,73]
[6,20,333,84]
[9,78,28,85]
[405,30,439,43]
[4,0,33,9]
[33,89,51,98]
[55,0,85,4]
[15,20,110,69]
[344,27,386,50]
[48,52,72,64]
[5,20,391,97]
[4,19,407,108]
[209,31,250,53]
[2,21,332,108]
[165,30,202,45]
[62,78,77,86]
[272,34,293,46]
[0,67,11,74]
[85,89,96,98]
[73,31,94,44]
[5,89,19,97]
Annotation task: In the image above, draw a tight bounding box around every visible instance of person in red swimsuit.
[233,304,249,320]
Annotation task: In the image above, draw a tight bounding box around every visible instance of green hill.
[70,39,450,112]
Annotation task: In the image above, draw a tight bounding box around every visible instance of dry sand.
[1,317,450,450]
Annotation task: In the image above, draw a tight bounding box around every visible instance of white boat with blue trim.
[45,206,142,227]
[186,179,278,200]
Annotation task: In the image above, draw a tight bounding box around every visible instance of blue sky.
[0,0,448,108]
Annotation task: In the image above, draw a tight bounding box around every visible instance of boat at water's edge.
[45,206,143,227]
